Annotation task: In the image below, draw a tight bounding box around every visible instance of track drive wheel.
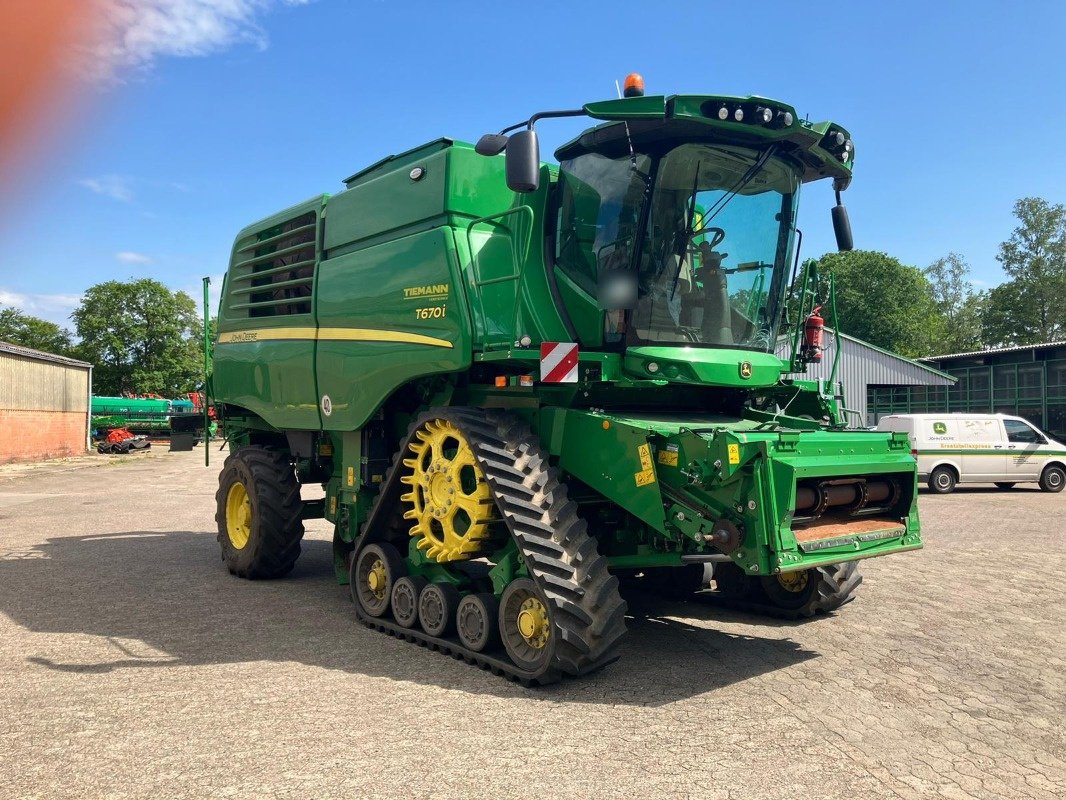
[215,446,304,579]
[758,562,862,618]
[351,543,405,618]
[499,578,553,672]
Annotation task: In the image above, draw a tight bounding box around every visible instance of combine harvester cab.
[208,75,922,684]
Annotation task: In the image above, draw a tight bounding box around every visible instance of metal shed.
[0,341,92,464]
[777,330,956,427]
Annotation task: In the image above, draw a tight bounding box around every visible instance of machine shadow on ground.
[0,530,820,706]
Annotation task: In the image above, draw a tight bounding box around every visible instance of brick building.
[0,342,92,464]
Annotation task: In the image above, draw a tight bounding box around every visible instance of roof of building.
[921,340,1066,362]
[778,329,956,384]
[0,340,92,369]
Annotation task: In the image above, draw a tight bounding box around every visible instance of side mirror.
[505,129,540,193]
[832,203,853,252]
[474,133,508,156]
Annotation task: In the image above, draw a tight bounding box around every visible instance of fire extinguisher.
[804,306,825,362]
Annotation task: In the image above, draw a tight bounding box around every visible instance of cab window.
[1004,419,1042,444]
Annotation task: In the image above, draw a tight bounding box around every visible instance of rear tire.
[994,482,1016,490]
[1039,465,1065,493]
[929,466,957,494]
[758,562,862,617]
[215,446,304,579]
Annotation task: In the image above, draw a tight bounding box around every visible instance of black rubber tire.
[215,446,304,579]
[645,564,707,600]
[929,466,957,494]
[994,482,1016,490]
[499,578,554,673]
[390,575,426,629]
[418,582,460,637]
[456,592,500,652]
[712,561,756,600]
[1039,465,1065,493]
[351,543,405,618]
[758,562,863,617]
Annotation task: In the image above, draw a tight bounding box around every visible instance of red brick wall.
[0,409,88,464]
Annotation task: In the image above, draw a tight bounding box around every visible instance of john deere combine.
[209,77,922,684]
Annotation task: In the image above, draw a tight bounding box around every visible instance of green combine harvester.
[209,76,922,684]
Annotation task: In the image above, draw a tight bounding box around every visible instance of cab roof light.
[754,106,773,124]
[623,73,645,98]
[771,109,794,129]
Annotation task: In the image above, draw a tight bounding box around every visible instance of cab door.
[1003,418,1045,480]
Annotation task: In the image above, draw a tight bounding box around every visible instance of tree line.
[806,196,1066,358]
[0,278,206,396]
[1,195,1063,394]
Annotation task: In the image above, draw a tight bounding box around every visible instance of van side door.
[958,418,1005,481]
[1003,418,1045,480]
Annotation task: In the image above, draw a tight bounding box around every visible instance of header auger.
[207,76,921,684]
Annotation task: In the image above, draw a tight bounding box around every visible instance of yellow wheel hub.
[516,597,550,649]
[399,419,494,562]
[777,570,810,593]
[225,482,252,550]
[366,558,387,600]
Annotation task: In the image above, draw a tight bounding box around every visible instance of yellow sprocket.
[399,419,494,562]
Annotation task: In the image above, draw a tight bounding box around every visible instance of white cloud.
[116,251,154,264]
[83,0,312,81]
[0,290,83,326]
[78,174,134,202]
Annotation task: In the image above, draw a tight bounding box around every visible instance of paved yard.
[0,449,1063,799]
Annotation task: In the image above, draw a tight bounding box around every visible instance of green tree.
[808,251,943,357]
[923,252,985,353]
[990,197,1066,344]
[72,279,201,395]
[0,306,73,354]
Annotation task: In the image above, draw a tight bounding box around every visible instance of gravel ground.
[0,448,1063,800]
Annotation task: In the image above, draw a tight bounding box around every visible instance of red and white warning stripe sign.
[540,342,579,383]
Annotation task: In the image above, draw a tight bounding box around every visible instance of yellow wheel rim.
[225,482,252,550]
[516,596,550,649]
[399,419,494,562]
[777,570,810,593]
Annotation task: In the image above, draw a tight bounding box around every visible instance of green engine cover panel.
[315,227,472,430]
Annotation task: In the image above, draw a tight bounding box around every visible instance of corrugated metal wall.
[776,332,954,427]
[0,351,89,412]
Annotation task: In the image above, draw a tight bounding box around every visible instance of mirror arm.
[499,108,587,136]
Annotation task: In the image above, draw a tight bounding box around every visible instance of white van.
[876,413,1066,494]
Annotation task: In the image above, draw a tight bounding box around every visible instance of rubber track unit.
[352,407,628,686]
[215,446,304,579]
[699,562,863,620]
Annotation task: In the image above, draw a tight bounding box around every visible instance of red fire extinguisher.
[804,306,825,362]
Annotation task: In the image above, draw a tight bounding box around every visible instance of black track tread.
[702,561,863,620]
[215,446,304,579]
[351,407,628,684]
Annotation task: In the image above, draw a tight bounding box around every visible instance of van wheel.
[929,466,957,494]
[994,482,1016,490]
[1039,465,1065,493]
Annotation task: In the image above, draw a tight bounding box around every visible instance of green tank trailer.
[208,77,922,684]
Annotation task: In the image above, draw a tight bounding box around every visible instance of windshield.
[556,143,799,351]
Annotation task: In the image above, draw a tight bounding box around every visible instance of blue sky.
[2,0,1064,327]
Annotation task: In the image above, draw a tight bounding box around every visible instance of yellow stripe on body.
[217,327,453,349]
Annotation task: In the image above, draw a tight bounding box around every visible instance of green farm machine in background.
[208,76,922,684]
